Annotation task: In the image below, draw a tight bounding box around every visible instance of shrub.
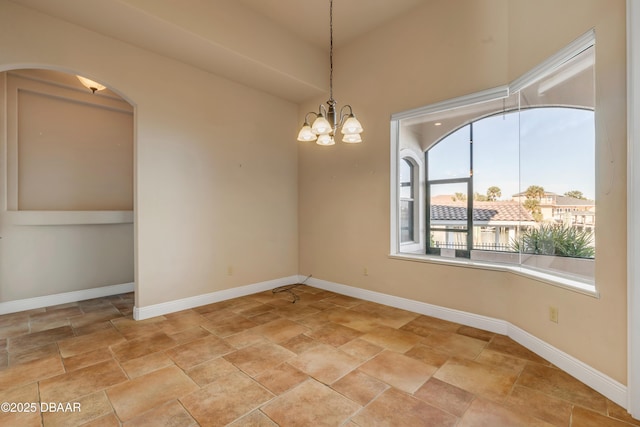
[511,224,595,258]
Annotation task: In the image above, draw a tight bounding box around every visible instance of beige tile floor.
[0,285,638,426]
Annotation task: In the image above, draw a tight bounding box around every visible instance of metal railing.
[434,241,514,252]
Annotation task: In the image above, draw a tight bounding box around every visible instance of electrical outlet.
[549,306,559,323]
[363,267,369,276]
[227,266,233,276]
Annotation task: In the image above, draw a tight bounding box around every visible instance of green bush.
[511,224,595,258]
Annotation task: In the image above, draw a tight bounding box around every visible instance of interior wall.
[9,73,134,210]
[0,0,299,307]
[298,0,627,383]
[506,0,628,383]
[0,223,134,301]
[6,70,134,211]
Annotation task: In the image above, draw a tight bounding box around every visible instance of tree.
[523,199,543,222]
[474,192,488,201]
[486,186,502,201]
[452,192,466,201]
[564,190,586,200]
[522,185,545,222]
[525,185,545,201]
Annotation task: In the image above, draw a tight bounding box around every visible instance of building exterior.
[512,191,595,230]
[430,196,537,251]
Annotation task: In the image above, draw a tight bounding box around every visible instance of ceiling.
[9,0,428,103]
[236,0,427,50]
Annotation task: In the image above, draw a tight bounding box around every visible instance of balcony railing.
[434,241,513,252]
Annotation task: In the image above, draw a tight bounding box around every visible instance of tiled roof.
[431,201,535,222]
[553,195,595,206]
[512,191,560,197]
[511,192,595,207]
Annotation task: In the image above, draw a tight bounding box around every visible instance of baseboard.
[508,324,628,407]
[306,277,628,409]
[0,282,135,315]
[133,275,300,320]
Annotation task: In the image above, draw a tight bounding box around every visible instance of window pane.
[428,125,470,180]
[430,227,468,250]
[400,200,414,242]
[400,159,413,199]
[471,97,530,254]
[430,182,469,250]
[430,182,468,223]
[517,45,595,280]
[518,108,594,203]
[472,97,519,205]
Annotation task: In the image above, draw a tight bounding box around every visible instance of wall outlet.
[227,266,233,276]
[549,306,559,323]
[363,267,369,276]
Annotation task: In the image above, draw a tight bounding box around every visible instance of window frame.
[398,148,424,253]
[399,158,416,243]
[425,122,474,257]
[389,30,598,297]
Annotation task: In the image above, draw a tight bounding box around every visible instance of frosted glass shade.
[297,125,317,141]
[341,115,363,134]
[342,133,362,143]
[311,116,332,135]
[317,134,335,145]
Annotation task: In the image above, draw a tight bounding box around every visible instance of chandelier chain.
[329,0,334,103]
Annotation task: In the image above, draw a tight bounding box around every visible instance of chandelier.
[297,0,363,145]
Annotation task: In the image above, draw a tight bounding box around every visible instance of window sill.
[388,252,599,298]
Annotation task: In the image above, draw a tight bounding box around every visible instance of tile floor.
[0,285,638,426]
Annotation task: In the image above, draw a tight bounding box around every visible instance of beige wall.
[7,70,134,211]
[0,1,299,306]
[0,222,134,301]
[298,0,627,383]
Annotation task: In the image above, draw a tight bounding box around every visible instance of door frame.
[627,0,640,418]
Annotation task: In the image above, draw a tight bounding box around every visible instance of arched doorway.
[0,67,135,313]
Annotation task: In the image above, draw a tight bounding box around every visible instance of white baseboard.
[0,282,135,315]
[508,324,627,407]
[307,277,509,335]
[306,277,628,409]
[133,275,300,320]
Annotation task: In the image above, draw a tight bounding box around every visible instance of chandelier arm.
[304,111,319,124]
[337,104,354,127]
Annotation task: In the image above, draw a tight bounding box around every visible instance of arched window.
[392,32,595,285]
[399,158,416,243]
[426,107,595,265]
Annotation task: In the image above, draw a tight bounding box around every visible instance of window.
[391,31,596,287]
[398,149,424,253]
[399,158,415,243]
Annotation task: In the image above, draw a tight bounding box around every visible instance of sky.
[427,107,596,200]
